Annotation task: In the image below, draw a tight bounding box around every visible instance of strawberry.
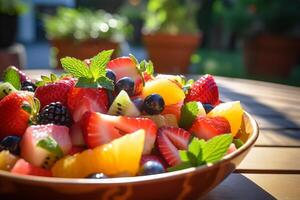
[189,116,231,140]
[107,57,143,95]
[185,74,219,105]
[11,159,52,177]
[162,102,183,121]
[0,91,33,139]
[81,112,157,154]
[67,87,109,122]
[157,127,191,166]
[69,146,85,155]
[81,112,122,148]
[35,78,75,108]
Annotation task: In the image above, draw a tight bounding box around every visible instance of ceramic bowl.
[0,112,258,200]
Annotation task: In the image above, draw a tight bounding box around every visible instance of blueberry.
[106,69,116,84]
[143,94,165,115]
[0,136,21,155]
[86,173,108,179]
[203,104,214,114]
[132,97,144,112]
[21,80,37,92]
[115,77,135,96]
[139,161,165,176]
[107,91,115,107]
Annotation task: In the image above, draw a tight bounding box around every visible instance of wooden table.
[19,71,300,199]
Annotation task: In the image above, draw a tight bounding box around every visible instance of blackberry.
[21,80,37,92]
[38,102,71,126]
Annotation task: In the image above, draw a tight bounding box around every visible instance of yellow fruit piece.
[0,150,18,171]
[142,79,185,105]
[143,114,178,128]
[208,101,244,136]
[52,130,145,178]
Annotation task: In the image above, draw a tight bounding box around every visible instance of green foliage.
[44,7,131,41]
[168,134,233,172]
[0,0,27,15]
[216,0,300,36]
[143,0,199,34]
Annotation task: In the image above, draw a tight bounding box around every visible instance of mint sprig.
[179,101,205,129]
[129,54,154,86]
[60,50,114,90]
[168,134,233,172]
[3,66,21,90]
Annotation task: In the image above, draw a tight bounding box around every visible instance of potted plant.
[0,0,27,48]
[142,0,202,73]
[44,7,131,68]
[221,0,300,76]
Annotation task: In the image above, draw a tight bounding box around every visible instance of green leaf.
[167,162,193,172]
[138,60,146,72]
[35,80,45,87]
[41,75,51,83]
[129,54,139,66]
[145,61,154,75]
[50,73,58,82]
[179,102,200,129]
[3,66,21,90]
[76,76,114,91]
[36,136,63,157]
[90,50,114,79]
[188,137,201,156]
[179,150,197,166]
[233,138,244,149]
[202,134,233,164]
[61,57,92,78]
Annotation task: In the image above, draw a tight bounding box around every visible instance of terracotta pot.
[243,35,299,76]
[143,33,202,74]
[0,112,258,200]
[51,39,119,69]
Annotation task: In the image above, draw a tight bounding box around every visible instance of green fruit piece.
[0,82,17,99]
[179,101,206,129]
[108,90,140,117]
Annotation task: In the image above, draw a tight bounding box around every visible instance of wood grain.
[201,173,300,200]
[256,129,300,147]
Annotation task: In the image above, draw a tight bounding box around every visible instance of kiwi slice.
[0,82,17,99]
[108,90,140,117]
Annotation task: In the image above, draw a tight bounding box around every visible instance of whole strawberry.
[185,74,219,105]
[0,91,33,139]
[35,74,75,108]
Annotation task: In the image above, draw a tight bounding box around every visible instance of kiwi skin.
[108,90,140,117]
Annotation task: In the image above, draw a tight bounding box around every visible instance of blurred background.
[0,0,299,86]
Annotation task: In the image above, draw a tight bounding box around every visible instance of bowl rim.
[0,112,259,186]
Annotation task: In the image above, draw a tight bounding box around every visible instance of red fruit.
[107,57,143,95]
[11,159,52,177]
[35,79,75,108]
[189,116,231,140]
[162,102,183,121]
[0,91,33,139]
[68,87,109,122]
[69,146,85,155]
[70,122,85,146]
[143,72,154,82]
[227,143,237,155]
[185,74,219,105]
[157,127,191,166]
[81,112,157,154]
[81,112,122,148]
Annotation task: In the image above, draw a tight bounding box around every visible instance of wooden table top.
[24,70,300,199]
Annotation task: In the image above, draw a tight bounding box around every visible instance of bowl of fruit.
[0,50,258,200]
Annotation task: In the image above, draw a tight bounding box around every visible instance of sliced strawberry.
[185,74,219,105]
[80,112,157,154]
[107,57,143,95]
[112,116,157,154]
[81,112,122,148]
[11,159,52,177]
[69,146,85,155]
[69,122,85,146]
[157,127,191,166]
[162,102,183,121]
[35,79,75,108]
[0,91,33,139]
[68,87,109,122]
[189,116,231,140]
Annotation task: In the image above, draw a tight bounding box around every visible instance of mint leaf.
[3,66,21,90]
[36,136,63,157]
[129,54,139,66]
[233,138,244,149]
[90,50,113,79]
[179,150,197,166]
[179,102,202,129]
[76,76,114,91]
[145,61,154,75]
[167,162,193,172]
[201,134,233,164]
[183,79,194,93]
[61,57,92,78]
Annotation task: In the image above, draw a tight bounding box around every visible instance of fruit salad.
[0,50,247,179]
